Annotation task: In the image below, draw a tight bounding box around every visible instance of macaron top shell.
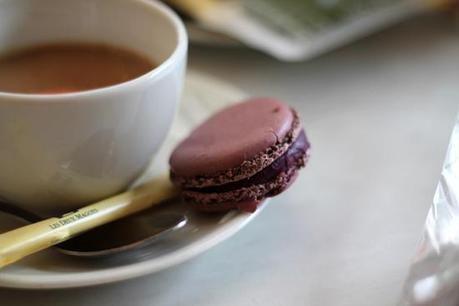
[170,98,294,177]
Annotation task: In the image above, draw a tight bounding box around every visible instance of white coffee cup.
[0,0,187,215]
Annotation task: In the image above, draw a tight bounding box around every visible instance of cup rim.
[0,0,188,102]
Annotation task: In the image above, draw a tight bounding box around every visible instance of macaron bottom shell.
[187,170,302,213]
[181,132,309,213]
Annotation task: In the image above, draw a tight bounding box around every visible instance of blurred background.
[155,1,459,305]
[162,0,452,61]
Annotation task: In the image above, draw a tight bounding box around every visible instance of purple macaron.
[169,98,310,213]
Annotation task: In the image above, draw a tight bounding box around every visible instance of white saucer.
[0,71,266,289]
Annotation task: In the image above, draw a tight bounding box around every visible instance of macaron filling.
[180,129,309,211]
[187,130,309,194]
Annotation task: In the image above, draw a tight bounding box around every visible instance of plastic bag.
[400,116,459,306]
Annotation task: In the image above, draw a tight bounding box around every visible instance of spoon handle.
[0,175,178,269]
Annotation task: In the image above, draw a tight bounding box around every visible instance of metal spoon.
[0,201,187,258]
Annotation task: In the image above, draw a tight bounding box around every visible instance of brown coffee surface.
[0,43,154,94]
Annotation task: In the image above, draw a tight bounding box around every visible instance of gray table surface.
[1,13,459,306]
